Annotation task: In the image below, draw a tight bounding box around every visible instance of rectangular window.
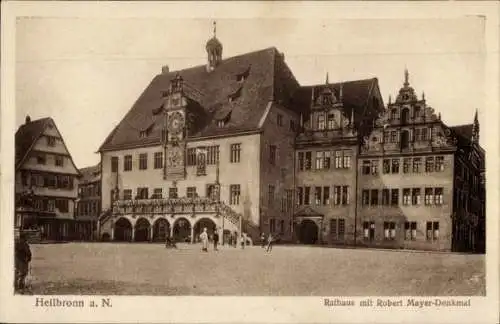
[230,185,241,205]
[55,155,64,167]
[139,153,148,170]
[305,152,312,170]
[269,145,277,165]
[327,114,335,129]
[412,158,422,173]
[111,157,118,173]
[338,219,345,240]
[137,187,149,200]
[323,186,330,205]
[382,189,390,205]
[403,158,411,174]
[277,114,283,127]
[206,146,220,165]
[279,220,285,234]
[390,131,397,143]
[289,120,296,132]
[324,151,331,169]
[405,222,417,240]
[362,189,370,206]
[298,152,304,171]
[414,128,421,141]
[123,189,132,200]
[317,113,326,130]
[434,188,443,205]
[402,188,411,205]
[343,150,351,168]
[370,160,379,175]
[435,156,444,172]
[315,151,324,170]
[412,188,421,205]
[383,222,396,240]
[124,155,132,171]
[304,186,310,205]
[370,189,379,206]
[391,159,400,173]
[425,157,434,172]
[362,160,371,175]
[363,221,375,240]
[297,187,303,205]
[168,187,178,199]
[268,185,275,207]
[186,187,197,199]
[46,136,56,147]
[335,151,343,169]
[152,188,162,199]
[187,148,197,166]
[154,152,163,169]
[37,154,46,165]
[206,184,217,200]
[330,219,337,238]
[425,188,434,205]
[421,128,429,141]
[314,187,322,205]
[391,189,399,206]
[383,159,390,174]
[230,144,241,163]
[426,222,439,241]
[55,199,69,213]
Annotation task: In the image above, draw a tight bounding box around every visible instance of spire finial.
[213,21,217,37]
[325,72,329,85]
[472,108,480,143]
[339,82,343,100]
[404,68,409,87]
[422,91,425,100]
[388,95,392,104]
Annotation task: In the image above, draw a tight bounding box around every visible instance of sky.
[15,16,486,168]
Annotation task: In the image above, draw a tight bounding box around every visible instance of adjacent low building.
[75,163,101,240]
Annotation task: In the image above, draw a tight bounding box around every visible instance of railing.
[112,197,218,215]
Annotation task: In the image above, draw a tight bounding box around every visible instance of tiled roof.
[292,78,380,130]
[78,163,101,184]
[450,124,473,141]
[99,47,300,152]
[15,117,51,168]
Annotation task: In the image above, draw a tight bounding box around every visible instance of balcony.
[112,197,219,215]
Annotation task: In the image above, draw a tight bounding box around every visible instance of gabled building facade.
[357,70,485,252]
[292,77,385,245]
[15,116,80,241]
[98,28,300,244]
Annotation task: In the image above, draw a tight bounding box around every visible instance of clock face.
[168,112,185,135]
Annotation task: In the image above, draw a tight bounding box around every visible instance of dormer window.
[236,67,250,83]
[46,136,56,147]
[217,120,225,128]
[140,131,147,138]
[228,88,242,103]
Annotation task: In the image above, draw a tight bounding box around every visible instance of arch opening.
[193,218,217,243]
[173,218,192,243]
[153,218,170,242]
[298,219,319,244]
[134,218,151,242]
[114,217,133,242]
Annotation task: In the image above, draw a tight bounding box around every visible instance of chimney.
[25,115,31,124]
[162,65,170,74]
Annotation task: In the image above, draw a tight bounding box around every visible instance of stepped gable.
[292,78,381,130]
[99,47,300,152]
[15,117,51,168]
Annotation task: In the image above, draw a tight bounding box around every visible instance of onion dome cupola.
[206,21,223,72]
[395,68,418,103]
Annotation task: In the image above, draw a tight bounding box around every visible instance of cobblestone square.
[23,243,485,296]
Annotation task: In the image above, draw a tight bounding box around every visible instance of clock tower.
[164,74,187,180]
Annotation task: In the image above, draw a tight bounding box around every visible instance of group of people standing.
[198,228,251,252]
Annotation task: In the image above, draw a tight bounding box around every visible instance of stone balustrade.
[112,197,219,215]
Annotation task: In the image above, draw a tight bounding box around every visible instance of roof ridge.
[301,77,378,88]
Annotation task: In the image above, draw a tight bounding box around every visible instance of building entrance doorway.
[173,218,191,242]
[298,220,319,244]
[134,218,150,242]
[114,217,132,241]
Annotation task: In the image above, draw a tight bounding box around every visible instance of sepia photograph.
[1,1,499,323]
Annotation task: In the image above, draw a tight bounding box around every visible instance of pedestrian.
[266,233,274,252]
[15,233,32,291]
[260,233,266,248]
[213,229,219,251]
[200,227,209,252]
[233,231,238,248]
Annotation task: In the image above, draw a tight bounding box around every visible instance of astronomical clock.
[163,74,188,180]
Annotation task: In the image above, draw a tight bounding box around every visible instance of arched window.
[414,106,421,119]
[317,113,325,130]
[401,108,410,125]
